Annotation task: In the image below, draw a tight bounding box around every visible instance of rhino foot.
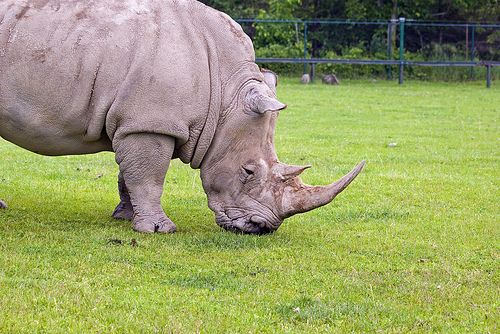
[112,172,134,220]
[0,200,7,209]
[112,202,134,220]
[133,214,177,234]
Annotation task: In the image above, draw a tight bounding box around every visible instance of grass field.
[0,79,498,333]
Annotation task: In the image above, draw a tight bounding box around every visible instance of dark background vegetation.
[200,1,500,80]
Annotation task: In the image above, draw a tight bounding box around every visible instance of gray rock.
[322,74,340,85]
[300,74,311,84]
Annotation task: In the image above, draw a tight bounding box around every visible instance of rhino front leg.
[114,133,176,233]
[111,172,134,220]
[0,200,7,209]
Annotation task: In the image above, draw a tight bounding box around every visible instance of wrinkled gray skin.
[0,0,364,234]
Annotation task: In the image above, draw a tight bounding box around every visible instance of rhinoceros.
[0,0,365,234]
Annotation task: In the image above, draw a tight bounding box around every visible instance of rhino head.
[200,70,365,234]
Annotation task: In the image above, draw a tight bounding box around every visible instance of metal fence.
[237,18,500,88]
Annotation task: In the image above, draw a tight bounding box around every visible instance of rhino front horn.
[282,160,366,218]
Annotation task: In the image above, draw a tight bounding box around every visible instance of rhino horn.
[281,161,366,218]
[274,163,311,180]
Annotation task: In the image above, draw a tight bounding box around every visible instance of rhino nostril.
[250,215,267,226]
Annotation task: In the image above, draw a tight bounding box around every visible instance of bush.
[316,48,385,79]
[255,43,304,75]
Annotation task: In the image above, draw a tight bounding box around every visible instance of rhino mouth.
[215,209,280,235]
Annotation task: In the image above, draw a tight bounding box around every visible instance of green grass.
[0,79,498,333]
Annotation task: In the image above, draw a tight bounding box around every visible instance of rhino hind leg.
[112,172,134,220]
[0,200,7,209]
[114,133,177,234]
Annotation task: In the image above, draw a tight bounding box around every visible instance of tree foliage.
[200,0,500,22]
[199,0,500,77]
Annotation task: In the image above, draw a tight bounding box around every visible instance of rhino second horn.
[275,163,311,181]
[282,160,366,218]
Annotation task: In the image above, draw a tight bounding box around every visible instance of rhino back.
[0,0,230,158]
[0,1,126,154]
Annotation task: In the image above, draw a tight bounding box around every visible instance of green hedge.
[255,43,499,81]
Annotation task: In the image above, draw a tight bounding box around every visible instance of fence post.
[387,20,394,80]
[486,64,491,88]
[470,25,476,79]
[465,24,469,60]
[303,22,308,74]
[398,17,405,85]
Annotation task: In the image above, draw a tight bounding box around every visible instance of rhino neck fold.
[189,4,263,169]
[189,60,263,169]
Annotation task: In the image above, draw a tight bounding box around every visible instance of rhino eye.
[240,165,256,183]
[242,166,255,175]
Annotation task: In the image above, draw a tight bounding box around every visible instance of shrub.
[255,43,304,75]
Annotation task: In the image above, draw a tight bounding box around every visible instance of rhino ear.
[261,68,278,91]
[245,87,287,114]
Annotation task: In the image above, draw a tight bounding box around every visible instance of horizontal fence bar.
[407,61,500,67]
[237,18,391,24]
[405,22,500,28]
[255,58,500,67]
[257,58,400,65]
[237,18,500,28]
[237,19,303,24]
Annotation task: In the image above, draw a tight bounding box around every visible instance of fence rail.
[237,18,500,27]
[237,18,500,88]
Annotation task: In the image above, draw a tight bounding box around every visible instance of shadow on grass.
[333,207,411,223]
[163,270,240,291]
[276,295,369,325]
[174,231,285,252]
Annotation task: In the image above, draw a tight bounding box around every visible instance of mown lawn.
[0,79,498,333]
